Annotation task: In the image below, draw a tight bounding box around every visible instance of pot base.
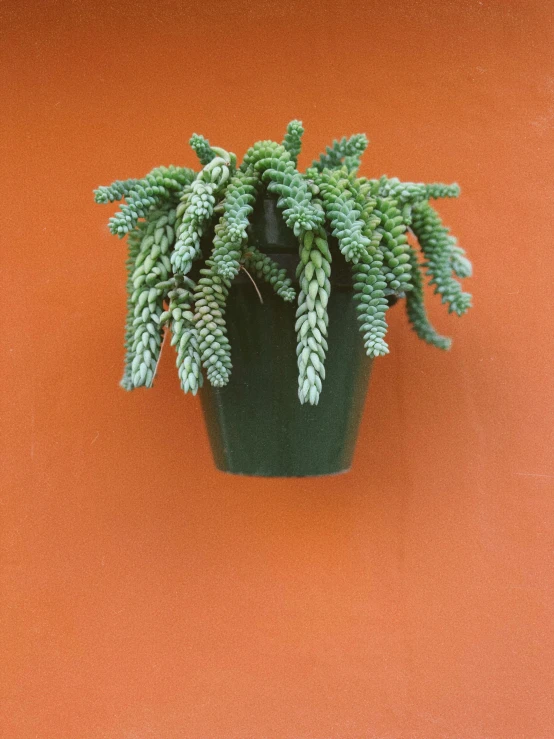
[199,282,373,478]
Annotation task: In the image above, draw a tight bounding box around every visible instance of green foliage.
[160,275,203,394]
[96,121,472,405]
[94,179,139,204]
[126,207,176,389]
[450,242,473,279]
[171,180,216,274]
[193,260,233,388]
[350,186,391,357]
[282,119,304,166]
[295,227,332,404]
[210,221,241,281]
[312,134,369,173]
[223,168,259,245]
[368,177,460,207]
[372,198,412,294]
[211,168,260,279]
[411,202,472,315]
[353,255,390,358]
[315,169,370,263]
[105,167,194,237]
[424,182,460,200]
[190,133,216,166]
[121,222,146,390]
[244,140,323,236]
[241,247,296,302]
[171,150,236,274]
[405,245,452,350]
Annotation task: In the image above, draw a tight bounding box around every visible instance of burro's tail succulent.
[95,121,472,405]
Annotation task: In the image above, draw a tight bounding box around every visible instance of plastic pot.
[199,198,374,477]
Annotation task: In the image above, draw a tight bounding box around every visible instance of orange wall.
[2,1,553,737]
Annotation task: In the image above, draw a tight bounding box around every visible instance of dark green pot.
[199,198,374,477]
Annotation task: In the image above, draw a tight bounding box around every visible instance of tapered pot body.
[199,198,373,477]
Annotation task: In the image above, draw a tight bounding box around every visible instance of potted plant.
[95,121,472,477]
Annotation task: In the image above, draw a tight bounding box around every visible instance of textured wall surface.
[2,1,553,737]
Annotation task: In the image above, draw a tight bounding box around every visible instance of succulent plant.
[95,121,472,405]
